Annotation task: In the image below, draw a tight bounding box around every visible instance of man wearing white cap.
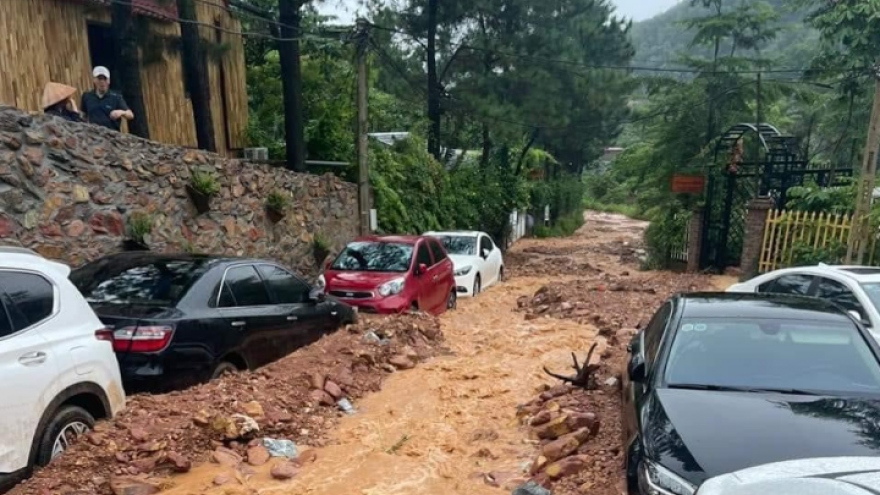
[80,66,134,131]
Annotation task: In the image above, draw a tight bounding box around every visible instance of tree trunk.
[480,124,492,167]
[177,0,216,152]
[426,0,441,160]
[111,0,150,139]
[278,0,307,172]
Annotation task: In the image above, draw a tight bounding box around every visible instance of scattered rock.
[388,355,415,370]
[323,380,344,400]
[270,462,299,480]
[212,447,242,467]
[246,445,270,466]
[212,474,231,486]
[108,476,161,495]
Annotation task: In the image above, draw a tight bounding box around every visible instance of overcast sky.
[316,0,681,24]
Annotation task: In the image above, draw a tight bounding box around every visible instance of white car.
[0,247,125,490]
[424,231,504,297]
[727,264,880,339]
[697,457,880,495]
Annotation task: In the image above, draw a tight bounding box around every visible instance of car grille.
[329,290,374,299]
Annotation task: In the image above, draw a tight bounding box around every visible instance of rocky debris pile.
[9,314,443,495]
[515,358,626,495]
[510,255,604,279]
[516,273,708,331]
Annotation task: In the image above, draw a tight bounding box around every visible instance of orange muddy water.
[158,212,652,495]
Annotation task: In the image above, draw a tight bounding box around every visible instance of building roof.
[70,0,179,21]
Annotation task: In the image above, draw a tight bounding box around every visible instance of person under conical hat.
[41,82,83,123]
[42,82,77,110]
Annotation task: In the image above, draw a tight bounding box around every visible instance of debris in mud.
[261,438,297,459]
[9,314,444,495]
[543,344,600,389]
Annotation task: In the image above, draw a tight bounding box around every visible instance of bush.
[533,211,585,238]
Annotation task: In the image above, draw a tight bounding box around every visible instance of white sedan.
[424,231,504,297]
[726,263,880,339]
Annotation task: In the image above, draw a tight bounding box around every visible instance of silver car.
[697,457,880,495]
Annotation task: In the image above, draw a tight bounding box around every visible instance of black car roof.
[75,251,277,269]
[675,292,854,323]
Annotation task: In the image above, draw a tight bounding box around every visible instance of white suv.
[727,263,880,339]
[0,247,125,489]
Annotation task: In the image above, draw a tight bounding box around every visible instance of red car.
[322,235,457,315]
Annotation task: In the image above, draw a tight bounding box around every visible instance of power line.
[367,22,868,77]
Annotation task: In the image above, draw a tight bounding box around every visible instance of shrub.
[190,169,221,196]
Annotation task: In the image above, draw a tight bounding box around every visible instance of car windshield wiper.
[668,383,821,396]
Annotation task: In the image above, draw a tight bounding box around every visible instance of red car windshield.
[330,241,414,273]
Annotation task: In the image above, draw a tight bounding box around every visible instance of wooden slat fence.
[670,212,691,263]
[758,209,877,273]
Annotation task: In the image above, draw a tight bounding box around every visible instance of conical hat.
[42,82,77,110]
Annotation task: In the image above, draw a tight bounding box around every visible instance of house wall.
[0,0,248,155]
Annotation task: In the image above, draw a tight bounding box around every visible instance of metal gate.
[700,123,854,272]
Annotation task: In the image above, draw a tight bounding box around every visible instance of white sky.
[316,0,682,24]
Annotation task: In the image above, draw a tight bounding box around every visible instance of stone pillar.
[686,208,704,273]
[740,197,776,279]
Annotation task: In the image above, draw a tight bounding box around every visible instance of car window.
[428,239,447,264]
[220,266,271,307]
[0,271,54,332]
[665,317,880,394]
[816,278,866,319]
[0,297,15,339]
[643,302,672,367]
[70,257,210,306]
[257,265,310,304]
[416,243,433,267]
[480,236,493,255]
[435,235,477,256]
[331,242,414,273]
[762,274,814,295]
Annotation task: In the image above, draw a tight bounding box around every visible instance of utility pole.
[278,0,306,172]
[846,63,880,264]
[355,19,371,236]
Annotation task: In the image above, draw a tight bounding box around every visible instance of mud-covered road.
[159,212,717,495]
[12,211,724,495]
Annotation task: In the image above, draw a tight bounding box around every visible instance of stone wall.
[0,106,358,278]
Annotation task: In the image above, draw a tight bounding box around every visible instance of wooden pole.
[177,0,216,152]
[356,19,371,236]
[847,65,880,264]
[278,0,306,172]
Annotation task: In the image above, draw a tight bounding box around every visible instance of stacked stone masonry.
[0,106,358,277]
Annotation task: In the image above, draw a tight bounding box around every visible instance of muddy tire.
[473,275,482,296]
[498,267,504,282]
[36,405,95,466]
[211,361,239,380]
[447,289,457,310]
[408,302,420,315]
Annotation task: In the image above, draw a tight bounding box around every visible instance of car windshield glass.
[664,317,880,395]
[861,283,880,313]
[70,257,211,306]
[436,235,477,256]
[331,242,413,272]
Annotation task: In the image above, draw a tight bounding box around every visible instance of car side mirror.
[481,248,490,259]
[309,288,325,303]
[416,263,428,276]
[629,360,647,384]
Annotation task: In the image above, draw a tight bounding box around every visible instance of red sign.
[670,175,705,194]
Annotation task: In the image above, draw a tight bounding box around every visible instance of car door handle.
[231,321,246,328]
[287,315,299,321]
[19,352,47,366]
[432,275,439,282]
[331,310,338,316]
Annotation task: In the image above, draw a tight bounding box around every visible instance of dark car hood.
[644,389,880,486]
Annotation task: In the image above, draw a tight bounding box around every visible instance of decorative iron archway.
[700,123,853,272]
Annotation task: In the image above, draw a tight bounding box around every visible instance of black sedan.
[621,292,880,495]
[69,252,357,392]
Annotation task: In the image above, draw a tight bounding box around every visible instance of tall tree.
[111,0,150,138]
[176,0,217,151]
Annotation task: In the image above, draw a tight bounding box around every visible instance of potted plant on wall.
[313,233,331,268]
[187,168,220,214]
[265,190,288,224]
[123,212,152,251]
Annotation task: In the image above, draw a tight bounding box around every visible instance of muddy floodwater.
[150,212,722,495]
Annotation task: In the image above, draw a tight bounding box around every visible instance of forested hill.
[630,0,820,69]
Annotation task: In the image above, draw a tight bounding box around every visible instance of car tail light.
[112,325,174,353]
[95,327,114,342]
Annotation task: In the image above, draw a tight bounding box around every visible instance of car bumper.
[117,353,210,393]
[330,293,413,314]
